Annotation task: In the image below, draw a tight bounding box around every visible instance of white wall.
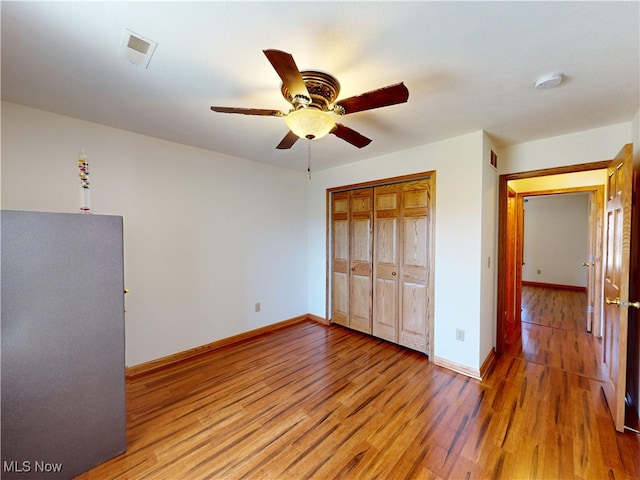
[499,123,632,174]
[521,194,590,287]
[3,100,634,379]
[307,131,488,373]
[1,102,309,367]
[480,133,498,364]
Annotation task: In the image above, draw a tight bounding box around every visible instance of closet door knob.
[392,272,397,276]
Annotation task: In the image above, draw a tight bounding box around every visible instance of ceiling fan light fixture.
[285,108,335,140]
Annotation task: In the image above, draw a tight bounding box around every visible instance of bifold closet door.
[373,184,401,342]
[372,179,431,352]
[331,192,350,327]
[331,189,373,333]
[348,188,373,334]
[398,180,431,353]
[332,179,431,354]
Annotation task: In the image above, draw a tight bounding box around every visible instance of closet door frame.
[326,171,436,359]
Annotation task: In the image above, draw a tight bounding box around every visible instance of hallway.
[505,285,603,381]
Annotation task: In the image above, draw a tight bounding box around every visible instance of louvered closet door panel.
[373,184,401,342]
[399,180,431,353]
[331,192,350,326]
[349,188,373,334]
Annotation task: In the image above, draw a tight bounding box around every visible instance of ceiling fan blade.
[331,123,372,148]
[276,130,299,150]
[263,49,310,101]
[334,82,409,115]
[210,106,286,117]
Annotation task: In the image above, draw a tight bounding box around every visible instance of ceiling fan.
[210,49,409,150]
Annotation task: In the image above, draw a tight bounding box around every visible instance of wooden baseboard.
[126,314,326,379]
[307,313,330,325]
[480,348,497,380]
[433,348,496,381]
[433,356,482,380]
[522,281,587,292]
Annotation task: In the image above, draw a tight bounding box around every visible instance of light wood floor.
[506,285,604,381]
[77,287,639,479]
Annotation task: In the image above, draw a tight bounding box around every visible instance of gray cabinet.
[1,211,126,479]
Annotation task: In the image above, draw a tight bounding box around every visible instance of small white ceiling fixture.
[534,72,563,90]
[118,29,157,69]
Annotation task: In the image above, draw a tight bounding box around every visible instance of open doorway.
[497,146,640,432]
[497,162,609,356]
[502,190,605,380]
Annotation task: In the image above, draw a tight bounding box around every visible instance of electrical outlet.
[537,269,542,275]
[255,302,261,313]
[456,328,465,342]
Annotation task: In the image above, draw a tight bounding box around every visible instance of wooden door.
[627,154,640,432]
[602,144,633,432]
[399,180,431,353]
[585,191,597,332]
[373,184,401,342]
[515,195,524,332]
[349,188,374,334]
[504,188,519,344]
[331,192,350,326]
[584,189,606,334]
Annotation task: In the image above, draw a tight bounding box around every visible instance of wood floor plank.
[75,288,639,479]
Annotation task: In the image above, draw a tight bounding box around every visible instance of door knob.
[392,272,397,276]
[621,300,640,309]
[351,267,355,271]
[606,297,640,308]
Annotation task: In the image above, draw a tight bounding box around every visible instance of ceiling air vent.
[119,29,157,69]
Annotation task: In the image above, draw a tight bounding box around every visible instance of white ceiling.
[2,1,638,172]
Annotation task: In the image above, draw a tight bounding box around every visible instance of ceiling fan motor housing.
[282,71,341,111]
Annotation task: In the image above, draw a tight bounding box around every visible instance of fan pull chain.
[307,139,312,180]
